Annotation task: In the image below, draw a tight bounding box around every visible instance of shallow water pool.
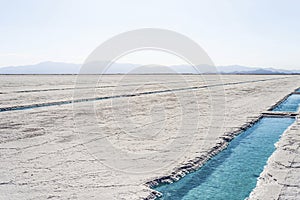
[272,94,300,112]
[154,117,295,200]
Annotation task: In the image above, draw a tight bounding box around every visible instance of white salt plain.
[0,75,299,199]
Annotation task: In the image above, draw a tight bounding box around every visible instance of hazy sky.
[0,0,300,69]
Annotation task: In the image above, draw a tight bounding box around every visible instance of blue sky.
[0,0,300,69]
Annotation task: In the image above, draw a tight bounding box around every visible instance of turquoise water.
[154,117,295,200]
[273,94,300,112]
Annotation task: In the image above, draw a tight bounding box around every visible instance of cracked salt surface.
[0,75,300,199]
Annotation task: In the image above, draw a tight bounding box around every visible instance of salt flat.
[0,75,299,199]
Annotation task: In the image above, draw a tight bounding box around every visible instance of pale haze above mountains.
[0,61,299,74]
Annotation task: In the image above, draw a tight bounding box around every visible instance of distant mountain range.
[0,61,299,74]
[218,65,300,74]
[0,62,81,74]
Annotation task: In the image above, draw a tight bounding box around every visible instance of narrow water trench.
[272,94,300,112]
[0,77,291,113]
[153,117,295,200]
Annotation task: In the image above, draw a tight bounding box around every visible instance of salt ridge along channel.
[153,90,300,200]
